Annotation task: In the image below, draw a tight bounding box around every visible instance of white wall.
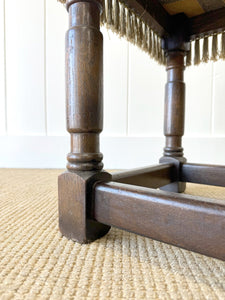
[0,0,225,169]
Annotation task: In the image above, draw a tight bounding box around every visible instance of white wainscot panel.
[5,0,45,135]
[212,60,225,135]
[102,28,128,136]
[0,135,69,168]
[101,136,164,169]
[183,137,225,165]
[0,0,5,135]
[128,44,165,137]
[0,136,224,169]
[185,63,213,136]
[46,0,67,136]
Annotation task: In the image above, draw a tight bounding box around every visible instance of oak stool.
[58,0,225,261]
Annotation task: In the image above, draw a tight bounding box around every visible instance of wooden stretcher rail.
[112,164,174,188]
[120,0,172,36]
[118,2,225,40]
[190,7,225,39]
[181,163,225,187]
[94,182,225,260]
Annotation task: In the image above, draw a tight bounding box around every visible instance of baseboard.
[0,135,224,169]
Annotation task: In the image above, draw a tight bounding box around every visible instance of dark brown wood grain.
[58,0,111,243]
[94,182,225,260]
[66,0,104,171]
[159,48,187,193]
[58,0,225,262]
[120,0,172,36]
[190,7,225,39]
[159,157,186,193]
[120,1,225,40]
[66,0,102,11]
[162,13,190,51]
[163,50,186,158]
[59,171,111,243]
[112,164,174,188]
[181,163,225,187]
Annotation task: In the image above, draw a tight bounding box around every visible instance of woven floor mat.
[0,169,225,299]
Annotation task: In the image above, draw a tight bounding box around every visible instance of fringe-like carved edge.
[187,32,225,66]
[58,0,225,67]
[101,0,165,65]
[57,0,165,65]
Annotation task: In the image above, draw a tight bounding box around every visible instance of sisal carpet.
[0,169,225,300]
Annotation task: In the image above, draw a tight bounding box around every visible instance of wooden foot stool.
[58,0,225,261]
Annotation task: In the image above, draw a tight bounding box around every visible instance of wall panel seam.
[211,63,215,136]
[44,0,48,136]
[126,44,129,136]
[3,0,7,133]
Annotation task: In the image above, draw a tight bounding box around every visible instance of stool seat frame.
[58,0,225,261]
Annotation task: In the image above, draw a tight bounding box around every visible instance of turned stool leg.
[160,43,188,192]
[163,50,186,160]
[58,0,111,243]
